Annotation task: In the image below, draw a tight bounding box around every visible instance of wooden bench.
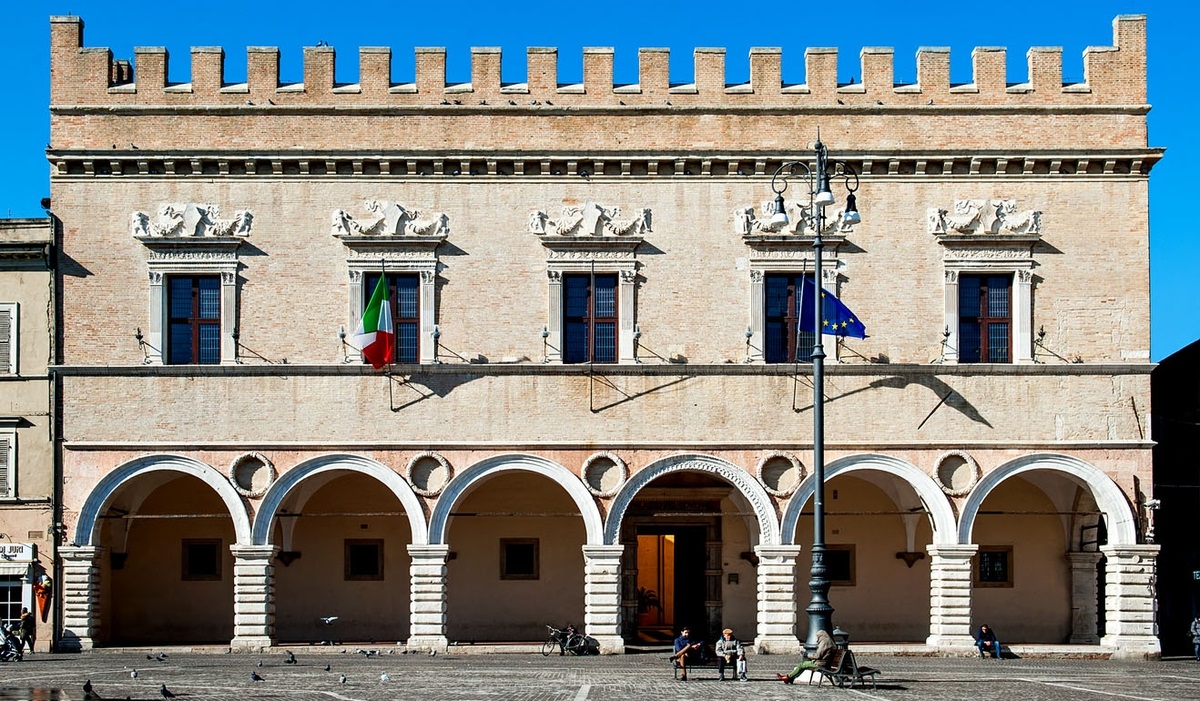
[809,648,880,689]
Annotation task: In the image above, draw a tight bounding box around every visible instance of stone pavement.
[1,649,1199,701]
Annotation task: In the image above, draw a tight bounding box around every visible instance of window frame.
[747,261,844,364]
[500,538,540,580]
[763,272,820,363]
[344,538,385,581]
[974,545,1014,588]
[362,272,422,364]
[0,303,15,375]
[181,538,223,581]
[346,262,438,365]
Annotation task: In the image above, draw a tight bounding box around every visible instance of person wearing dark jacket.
[976,623,1000,658]
[669,627,703,681]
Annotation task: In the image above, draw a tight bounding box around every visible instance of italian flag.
[350,276,394,369]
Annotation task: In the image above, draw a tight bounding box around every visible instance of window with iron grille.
[958,274,1012,363]
[500,538,539,580]
[181,539,222,580]
[563,274,618,363]
[345,539,384,581]
[974,546,1014,587]
[363,273,420,364]
[764,273,817,363]
[167,276,221,364]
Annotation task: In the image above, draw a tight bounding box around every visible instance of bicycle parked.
[542,623,586,656]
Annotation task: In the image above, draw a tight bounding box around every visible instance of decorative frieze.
[132,203,253,238]
[735,199,857,237]
[331,200,449,237]
[927,199,1042,236]
[529,202,651,237]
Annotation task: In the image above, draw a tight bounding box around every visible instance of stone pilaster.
[58,545,103,652]
[407,544,450,651]
[926,544,978,650]
[1099,544,1161,659]
[230,544,279,650]
[583,545,625,654]
[754,545,804,654]
[1067,551,1103,644]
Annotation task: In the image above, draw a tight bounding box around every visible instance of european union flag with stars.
[799,277,867,339]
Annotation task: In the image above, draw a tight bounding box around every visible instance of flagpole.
[792,256,809,412]
[382,257,393,374]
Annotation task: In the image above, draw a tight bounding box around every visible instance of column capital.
[582,544,624,559]
[408,544,452,559]
[1099,544,1161,559]
[927,543,979,558]
[59,545,104,561]
[755,544,804,559]
[230,544,279,560]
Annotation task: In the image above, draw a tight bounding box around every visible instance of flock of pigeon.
[80,618,439,699]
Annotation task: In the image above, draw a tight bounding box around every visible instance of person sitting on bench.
[976,623,1001,658]
[776,629,836,684]
[669,627,703,681]
[715,627,748,681]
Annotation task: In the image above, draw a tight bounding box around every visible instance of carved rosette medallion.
[229,452,276,498]
[406,452,453,497]
[581,452,628,497]
[933,450,980,497]
[757,452,805,497]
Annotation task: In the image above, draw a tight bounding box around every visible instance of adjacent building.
[47,15,1161,657]
[0,217,56,652]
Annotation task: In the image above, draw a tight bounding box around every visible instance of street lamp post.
[768,134,860,651]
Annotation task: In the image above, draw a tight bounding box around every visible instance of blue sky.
[3,1,1196,360]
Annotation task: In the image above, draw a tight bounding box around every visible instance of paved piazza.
[1,650,1198,701]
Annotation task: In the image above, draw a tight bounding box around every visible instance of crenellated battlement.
[50,15,1146,108]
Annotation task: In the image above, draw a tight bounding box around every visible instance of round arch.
[428,453,603,545]
[73,454,252,546]
[957,453,1137,545]
[780,454,957,546]
[604,453,780,546]
[252,454,429,545]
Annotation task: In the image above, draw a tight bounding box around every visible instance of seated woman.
[776,629,836,684]
[975,623,1001,658]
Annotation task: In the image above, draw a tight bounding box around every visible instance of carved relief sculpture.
[528,202,651,237]
[131,203,253,238]
[927,199,1042,236]
[331,200,450,237]
[734,200,856,236]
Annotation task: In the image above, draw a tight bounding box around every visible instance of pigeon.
[130,670,138,679]
[324,664,331,672]
[319,616,339,626]
[284,650,296,664]
[380,673,391,682]
[82,680,95,699]
[251,671,265,682]
[339,674,347,685]
[256,660,263,667]
[160,684,175,699]
[430,650,437,656]
[156,652,168,662]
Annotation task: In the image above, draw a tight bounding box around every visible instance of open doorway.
[635,527,708,642]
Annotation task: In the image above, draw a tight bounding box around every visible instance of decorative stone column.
[583,545,624,654]
[754,545,804,654]
[926,544,978,651]
[1067,551,1103,644]
[230,545,279,650]
[58,545,103,652]
[407,544,450,651]
[1099,544,1161,659]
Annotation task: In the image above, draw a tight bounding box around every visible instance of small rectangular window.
[500,538,539,580]
[823,545,856,586]
[975,546,1013,587]
[167,276,221,364]
[0,431,13,498]
[181,539,222,581]
[345,539,384,581]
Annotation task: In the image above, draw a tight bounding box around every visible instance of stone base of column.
[590,635,625,655]
[230,636,273,651]
[406,635,449,652]
[57,631,93,652]
[1069,633,1101,644]
[754,635,803,655]
[1100,635,1161,660]
[925,634,977,649]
